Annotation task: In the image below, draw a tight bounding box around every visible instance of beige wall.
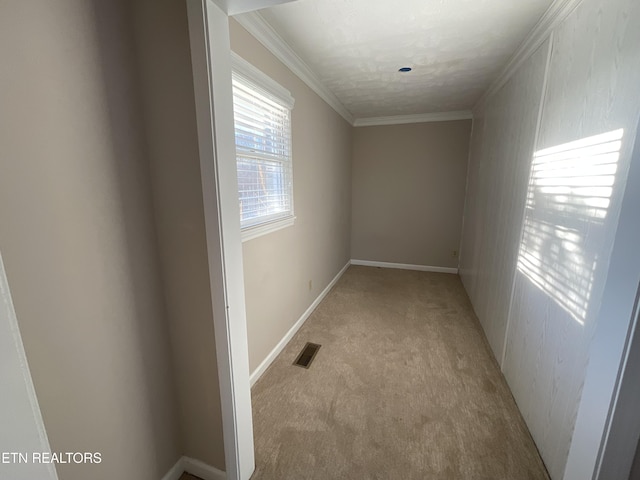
[351,121,471,268]
[229,20,353,373]
[0,1,181,479]
[131,0,226,470]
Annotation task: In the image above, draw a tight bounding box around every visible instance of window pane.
[237,156,291,226]
[232,71,293,230]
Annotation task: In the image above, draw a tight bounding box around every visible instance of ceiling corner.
[233,11,355,125]
[474,0,583,110]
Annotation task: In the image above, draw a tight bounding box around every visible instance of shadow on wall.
[87,0,181,475]
[516,129,624,325]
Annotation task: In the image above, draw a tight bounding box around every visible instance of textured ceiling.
[257,0,553,119]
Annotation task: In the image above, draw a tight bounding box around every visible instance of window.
[231,53,295,241]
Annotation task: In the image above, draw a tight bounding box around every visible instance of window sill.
[241,216,296,242]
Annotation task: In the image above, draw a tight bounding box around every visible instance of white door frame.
[0,251,58,480]
[186,3,640,480]
[186,2,255,479]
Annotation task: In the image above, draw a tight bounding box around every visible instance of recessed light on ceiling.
[398,67,412,72]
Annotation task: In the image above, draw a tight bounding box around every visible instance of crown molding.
[233,11,355,124]
[474,0,584,112]
[353,110,473,127]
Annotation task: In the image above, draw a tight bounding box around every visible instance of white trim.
[350,259,458,274]
[160,457,186,480]
[187,2,255,479]
[595,292,640,479]
[0,252,58,480]
[183,457,227,480]
[231,51,294,109]
[233,11,354,124]
[250,260,351,386]
[161,456,226,480]
[241,215,295,242]
[475,0,583,111]
[232,57,296,235]
[353,111,473,127]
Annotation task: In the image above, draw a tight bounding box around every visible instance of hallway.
[248,266,549,479]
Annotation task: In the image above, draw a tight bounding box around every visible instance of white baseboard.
[182,457,226,480]
[350,259,458,274]
[249,260,351,386]
[161,457,186,480]
[161,456,226,480]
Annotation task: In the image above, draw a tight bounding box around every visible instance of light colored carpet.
[250,266,550,480]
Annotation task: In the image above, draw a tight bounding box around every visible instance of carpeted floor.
[249,266,550,480]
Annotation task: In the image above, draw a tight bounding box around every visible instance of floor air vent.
[293,342,321,369]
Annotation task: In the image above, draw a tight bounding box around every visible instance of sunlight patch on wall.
[516,129,624,325]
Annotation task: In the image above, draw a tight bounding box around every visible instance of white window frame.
[231,52,295,242]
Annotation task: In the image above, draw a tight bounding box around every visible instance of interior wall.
[351,121,471,268]
[459,40,550,360]
[564,90,640,480]
[131,0,226,471]
[0,1,182,479]
[229,19,353,373]
[460,0,640,478]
